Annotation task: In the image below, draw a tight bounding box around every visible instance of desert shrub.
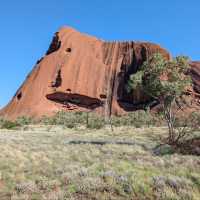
[128,53,192,144]
[86,113,104,129]
[40,112,77,128]
[169,112,200,145]
[40,111,105,129]
[153,144,175,156]
[0,120,20,130]
[16,116,34,126]
[39,115,56,125]
[111,110,159,127]
[0,117,4,127]
[0,116,35,130]
[174,112,200,128]
[0,116,35,129]
[39,110,164,129]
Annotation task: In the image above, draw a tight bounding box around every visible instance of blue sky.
[0,0,200,107]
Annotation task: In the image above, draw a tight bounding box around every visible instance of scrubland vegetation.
[127,54,192,145]
[0,111,199,200]
[0,54,199,199]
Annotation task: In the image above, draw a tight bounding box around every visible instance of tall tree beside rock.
[128,53,192,144]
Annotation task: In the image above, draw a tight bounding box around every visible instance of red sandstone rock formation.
[190,61,200,93]
[0,27,174,119]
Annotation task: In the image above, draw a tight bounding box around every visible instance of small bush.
[39,110,162,129]
[0,116,34,130]
[153,144,175,156]
[0,117,4,127]
[0,120,20,130]
[40,111,105,129]
[39,115,56,125]
[111,110,159,127]
[86,113,104,129]
[164,112,200,146]
[16,116,34,126]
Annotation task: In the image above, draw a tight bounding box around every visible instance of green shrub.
[0,110,163,130]
[39,110,162,129]
[16,116,34,126]
[0,120,20,130]
[0,116,35,130]
[0,117,4,127]
[39,115,56,125]
[40,111,83,127]
[111,110,159,127]
[86,113,104,129]
[40,111,105,129]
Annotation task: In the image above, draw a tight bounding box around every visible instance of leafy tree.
[127,53,192,144]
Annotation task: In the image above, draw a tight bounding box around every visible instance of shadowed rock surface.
[1,26,200,119]
[190,61,200,93]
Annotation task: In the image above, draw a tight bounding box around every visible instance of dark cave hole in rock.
[99,94,107,99]
[66,88,72,92]
[66,48,72,53]
[51,69,62,88]
[46,92,103,110]
[117,46,156,111]
[17,92,22,100]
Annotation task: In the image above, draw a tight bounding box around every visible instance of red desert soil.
[0,26,200,119]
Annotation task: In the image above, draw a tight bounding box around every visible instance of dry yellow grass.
[0,126,199,200]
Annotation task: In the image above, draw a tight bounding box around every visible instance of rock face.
[0,27,172,119]
[190,61,200,94]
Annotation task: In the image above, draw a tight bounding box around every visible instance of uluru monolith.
[3,26,198,120]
